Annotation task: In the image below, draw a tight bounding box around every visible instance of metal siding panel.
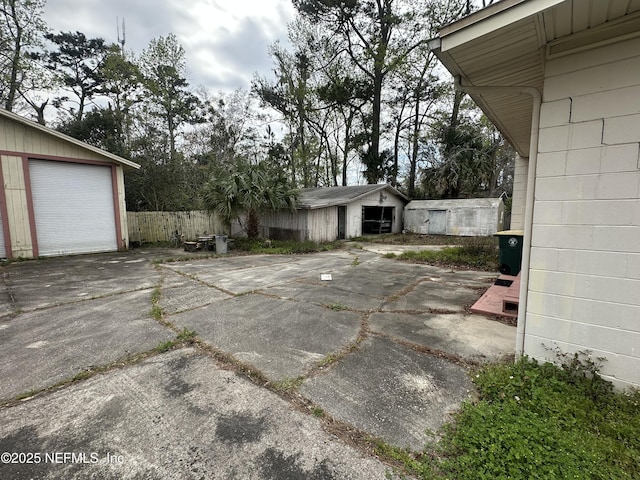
[551,1,574,37]
[590,0,611,25]
[608,0,633,18]
[571,0,592,32]
[29,160,117,256]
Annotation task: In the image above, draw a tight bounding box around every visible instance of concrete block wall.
[524,36,640,389]
[510,154,528,230]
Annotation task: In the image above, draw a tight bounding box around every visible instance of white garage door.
[29,160,118,256]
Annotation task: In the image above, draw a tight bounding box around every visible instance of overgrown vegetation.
[233,238,340,255]
[395,354,640,479]
[353,233,492,246]
[384,236,499,271]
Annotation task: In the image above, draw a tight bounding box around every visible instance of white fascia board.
[440,0,564,51]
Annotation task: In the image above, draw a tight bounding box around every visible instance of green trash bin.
[494,230,524,276]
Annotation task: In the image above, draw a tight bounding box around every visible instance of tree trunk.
[5,0,22,111]
[247,209,260,239]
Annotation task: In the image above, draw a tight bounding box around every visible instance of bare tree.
[0,0,47,112]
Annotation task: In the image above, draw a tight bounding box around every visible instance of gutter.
[453,76,541,358]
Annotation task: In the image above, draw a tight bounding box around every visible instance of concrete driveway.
[0,246,516,479]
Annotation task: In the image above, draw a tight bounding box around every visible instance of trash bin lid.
[494,229,524,236]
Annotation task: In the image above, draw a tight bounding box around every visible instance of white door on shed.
[29,160,118,256]
[428,210,447,235]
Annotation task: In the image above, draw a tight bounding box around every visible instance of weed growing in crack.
[150,287,164,321]
[327,302,349,311]
[271,377,304,393]
[154,328,198,353]
[177,328,197,343]
[154,340,177,353]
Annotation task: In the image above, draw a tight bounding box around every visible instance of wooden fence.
[127,211,225,244]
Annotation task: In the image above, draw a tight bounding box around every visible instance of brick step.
[469,273,520,319]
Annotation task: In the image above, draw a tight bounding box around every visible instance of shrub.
[432,355,640,479]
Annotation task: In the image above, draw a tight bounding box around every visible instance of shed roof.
[0,108,140,169]
[430,0,640,157]
[298,184,408,209]
[406,198,503,210]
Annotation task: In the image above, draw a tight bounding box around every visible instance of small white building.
[404,198,504,236]
[431,0,640,389]
[254,184,408,242]
[0,109,139,259]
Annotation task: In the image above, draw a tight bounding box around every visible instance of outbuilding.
[254,184,408,242]
[431,0,640,389]
[0,109,139,259]
[404,198,504,236]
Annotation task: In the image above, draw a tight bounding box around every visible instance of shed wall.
[260,207,342,242]
[0,155,33,258]
[525,36,640,389]
[306,207,339,242]
[257,189,406,241]
[405,201,503,236]
[259,210,309,241]
[0,116,110,162]
[346,191,405,238]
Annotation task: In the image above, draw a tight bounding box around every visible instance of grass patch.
[233,238,340,254]
[352,233,490,246]
[407,354,640,479]
[388,240,498,271]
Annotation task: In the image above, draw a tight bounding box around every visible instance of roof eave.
[0,108,141,170]
[438,0,563,50]
[429,0,564,157]
[297,184,409,209]
[430,42,532,157]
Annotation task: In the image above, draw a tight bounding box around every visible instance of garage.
[0,109,139,259]
[362,205,394,235]
[29,160,118,257]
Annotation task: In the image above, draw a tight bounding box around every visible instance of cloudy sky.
[42,0,297,93]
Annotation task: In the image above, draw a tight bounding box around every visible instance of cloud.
[42,0,295,93]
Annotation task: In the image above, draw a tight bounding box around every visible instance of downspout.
[453,76,541,358]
